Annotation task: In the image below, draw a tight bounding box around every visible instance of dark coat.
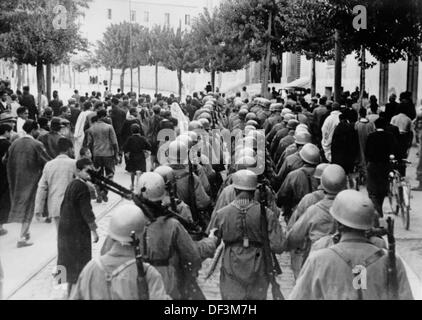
[331,121,359,174]
[19,93,37,120]
[0,139,11,224]
[58,179,96,284]
[7,136,50,223]
[110,106,127,147]
[122,134,151,172]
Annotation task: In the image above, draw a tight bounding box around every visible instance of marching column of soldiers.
[0,83,415,300]
[69,92,414,300]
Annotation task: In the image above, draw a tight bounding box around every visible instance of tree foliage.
[162,27,199,96]
[191,7,248,76]
[0,0,90,66]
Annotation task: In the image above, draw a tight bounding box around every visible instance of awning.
[283,77,310,89]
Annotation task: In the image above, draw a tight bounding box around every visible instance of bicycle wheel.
[387,181,399,215]
[400,184,410,230]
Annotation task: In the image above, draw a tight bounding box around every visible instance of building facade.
[79,0,219,44]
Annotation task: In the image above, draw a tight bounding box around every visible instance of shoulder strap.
[300,167,313,193]
[329,245,385,269]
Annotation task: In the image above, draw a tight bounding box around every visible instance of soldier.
[274,130,312,190]
[213,169,285,300]
[286,164,347,277]
[154,165,219,261]
[272,119,299,166]
[276,143,321,222]
[132,172,204,300]
[289,190,413,300]
[70,204,170,300]
[264,103,283,135]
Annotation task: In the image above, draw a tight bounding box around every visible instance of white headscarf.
[170,102,189,134]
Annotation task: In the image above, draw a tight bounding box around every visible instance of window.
[144,11,149,23]
[185,14,190,26]
[165,13,170,26]
[131,10,136,22]
[107,9,112,20]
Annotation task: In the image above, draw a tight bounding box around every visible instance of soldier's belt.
[144,258,170,267]
[224,240,263,248]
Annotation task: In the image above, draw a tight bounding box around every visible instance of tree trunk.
[311,57,316,96]
[59,64,62,87]
[130,66,133,93]
[26,64,30,86]
[177,68,183,98]
[73,70,76,89]
[359,46,366,104]
[155,62,159,95]
[16,64,23,91]
[334,29,342,103]
[109,68,113,91]
[211,68,216,92]
[36,60,45,106]
[120,68,126,92]
[261,11,272,98]
[46,63,52,102]
[67,65,71,89]
[138,65,141,96]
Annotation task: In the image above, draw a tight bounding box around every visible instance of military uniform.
[276,166,318,218]
[286,195,337,276]
[274,152,304,189]
[214,199,285,300]
[289,233,414,300]
[70,243,170,300]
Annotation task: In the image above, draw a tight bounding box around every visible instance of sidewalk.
[0,166,130,300]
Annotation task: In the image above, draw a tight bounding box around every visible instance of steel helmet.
[198,118,210,130]
[241,136,257,149]
[269,103,283,112]
[284,113,296,122]
[235,147,256,161]
[321,164,347,195]
[246,120,259,128]
[296,123,309,131]
[294,131,312,145]
[287,119,299,130]
[188,121,203,131]
[108,204,147,245]
[235,156,257,170]
[246,112,258,121]
[198,111,212,122]
[167,140,189,164]
[136,172,166,202]
[299,143,321,165]
[313,163,330,179]
[175,134,191,146]
[187,131,199,145]
[232,169,258,191]
[203,105,213,112]
[330,190,374,230]
[234,100,243,108]
[238,109,249,118]
[244,125,256,133]
[281,108,293,116]
[154,165,174,183]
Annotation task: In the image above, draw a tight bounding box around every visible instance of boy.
[57,158,99,297]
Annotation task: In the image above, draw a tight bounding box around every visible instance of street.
[2,148,422,300]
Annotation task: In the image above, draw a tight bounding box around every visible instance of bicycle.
[387,155,411,230]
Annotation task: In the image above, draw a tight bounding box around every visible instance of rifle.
[188,160,200,224]
[258,182,284,300]
[130,231,149,300]
[88,169,207,239]
[386,217,399,300]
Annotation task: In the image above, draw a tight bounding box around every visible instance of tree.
[191,7,249,92]
[147,25,170,95]
[97,22,149,93]
[162,27,198,97]
[283,0,336,95]
[219,0,287,96]
[0,0,90,100]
